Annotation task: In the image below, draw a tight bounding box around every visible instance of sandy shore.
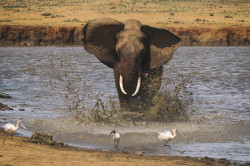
[0,131,238,166]
[0,1,249,165]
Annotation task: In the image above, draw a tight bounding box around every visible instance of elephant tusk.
[119,75,127,95]
[132,77,141,96]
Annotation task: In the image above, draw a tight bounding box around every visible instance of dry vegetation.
[0,0,249,28]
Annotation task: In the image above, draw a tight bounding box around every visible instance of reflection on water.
[0,47,249,163]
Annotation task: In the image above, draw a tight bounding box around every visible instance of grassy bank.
[0,0,249,27]
[0,0,249,46]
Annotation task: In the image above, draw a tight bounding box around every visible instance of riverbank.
[0,131,244,166]
[0,0,249,46]
[0,25,249,46]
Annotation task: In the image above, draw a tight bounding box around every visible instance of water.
[0,47,249,163]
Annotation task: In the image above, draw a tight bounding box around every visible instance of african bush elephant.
[83,18,181,111]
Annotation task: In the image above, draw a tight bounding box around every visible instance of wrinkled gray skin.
[83,18,181,111]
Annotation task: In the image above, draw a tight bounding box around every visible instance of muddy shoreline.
[0,25,249,47]
[0,131,248,166]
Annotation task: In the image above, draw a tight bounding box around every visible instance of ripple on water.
[0,46,249,163]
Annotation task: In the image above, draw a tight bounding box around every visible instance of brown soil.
[0,0,249,46]
[0,25,249,46]
[0,1,249,165]
[0,131,238,166]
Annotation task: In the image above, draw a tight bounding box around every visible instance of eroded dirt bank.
[0,25,249,46]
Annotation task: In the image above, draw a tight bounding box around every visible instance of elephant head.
[83,18,181,110]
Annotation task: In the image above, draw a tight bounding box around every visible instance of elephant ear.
[141,25,181,68]
[83,18,125,68]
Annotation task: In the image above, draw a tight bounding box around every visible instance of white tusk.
[132,77,141,96]
[119,75,127,95]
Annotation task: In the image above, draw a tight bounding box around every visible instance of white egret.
[3,120,27,143]
[158,128,185,149]
[110,130,120,150]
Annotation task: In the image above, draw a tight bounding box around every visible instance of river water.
[0,47,249,163]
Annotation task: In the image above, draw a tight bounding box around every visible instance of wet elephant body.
[83,18,181,111]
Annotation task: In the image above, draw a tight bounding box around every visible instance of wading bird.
[3,120,27,143]
[158,128,185,150]
[110,130,120,150]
